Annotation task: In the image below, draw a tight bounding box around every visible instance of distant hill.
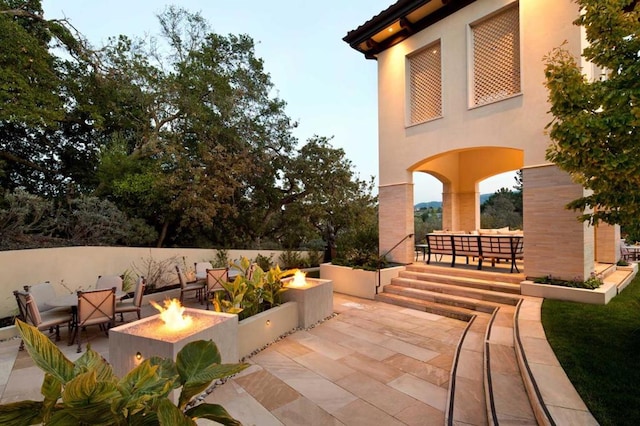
[415,193,493,210]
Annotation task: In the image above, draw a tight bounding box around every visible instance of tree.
[480,188,522,229]
[544,0,640,228]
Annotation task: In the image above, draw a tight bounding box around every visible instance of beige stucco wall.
[373,0,590,266]
[376,0,582,187]
[0,247,299,319]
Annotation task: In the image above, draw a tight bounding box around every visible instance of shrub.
[278,250,304,269]
[132,252,178,292]
[0,320,248,425]
[533,273,603,289]
[254,253,274,271]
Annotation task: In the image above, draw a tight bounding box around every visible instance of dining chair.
[194,261,214,281]
[115,277,146,322]
[176,265,205,304]
[96,275,123,292]
[13,291,73,350]
[23,282,60,313]
[74,287,116,353]
[205,267,229,310]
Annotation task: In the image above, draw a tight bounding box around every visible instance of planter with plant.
[0,320,248,425]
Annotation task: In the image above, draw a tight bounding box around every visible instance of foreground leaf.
[185,402,242,426]
[16,320,74,384]
[0,400,43,425]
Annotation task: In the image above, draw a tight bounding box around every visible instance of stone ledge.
[520,280,617,305]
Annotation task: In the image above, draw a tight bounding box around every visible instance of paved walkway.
[0,291,593,425]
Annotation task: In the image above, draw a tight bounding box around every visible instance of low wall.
[237,302,299,359]
[0,246,304,320]
[319,263,404,299]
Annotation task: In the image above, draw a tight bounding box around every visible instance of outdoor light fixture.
[266,320,271,326]
[136,352,142,360]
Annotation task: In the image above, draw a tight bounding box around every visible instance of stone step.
[406,263,524,285]
[383,284,501,314]
[374,292,475,321]
[391,277,521,306]
[400,269,522,294]
[485,306,536,425]
[446,314,490,426]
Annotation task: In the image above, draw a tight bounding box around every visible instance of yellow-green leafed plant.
[0,320,249,425]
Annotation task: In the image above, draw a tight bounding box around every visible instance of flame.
[289,270,308,288]
[150,298,193,331]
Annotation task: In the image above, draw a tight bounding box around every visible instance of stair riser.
[405,265,523,285]
[375,294,473,321]
[400,271,521,294]
[391,279,520,306]
[385,287,497,314]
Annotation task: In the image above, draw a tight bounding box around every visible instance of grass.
[541,276,640,426]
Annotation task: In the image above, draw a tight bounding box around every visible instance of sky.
[41,0,516,203]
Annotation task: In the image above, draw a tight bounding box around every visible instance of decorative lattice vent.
[409,41,442,124]
[471,5,520,106]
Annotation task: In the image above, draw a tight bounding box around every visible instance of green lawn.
[541,276,640,426]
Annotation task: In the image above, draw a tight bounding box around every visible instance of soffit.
[343,0,478,59]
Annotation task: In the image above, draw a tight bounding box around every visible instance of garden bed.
[520,279,618,304]
[319,263,404,299]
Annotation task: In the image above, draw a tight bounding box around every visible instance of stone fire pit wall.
[282,277,333,328]
[109,308,238,378]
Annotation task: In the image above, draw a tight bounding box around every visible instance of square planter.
[282,277,333,328]
[320,263,404,299]
[237,301,298,359]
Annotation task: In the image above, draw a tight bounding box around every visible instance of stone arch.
[410,147,524,232]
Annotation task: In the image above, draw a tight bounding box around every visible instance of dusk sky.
[41,0,516,202]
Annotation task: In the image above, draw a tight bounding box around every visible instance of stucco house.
[343,0,619,281]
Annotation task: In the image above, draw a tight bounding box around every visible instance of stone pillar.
[595,223,620,264]
[457,191,480,232]
[379,183,415,264]
[523,164,594,281]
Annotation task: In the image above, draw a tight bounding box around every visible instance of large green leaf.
[186,402,242,426]
[16,320,74,384]
[41,373,62,423]
[118,360,174,411]
[73,347,115,383]
[0,400,43,425]
[60,370,120,424]
[156,398,196,426]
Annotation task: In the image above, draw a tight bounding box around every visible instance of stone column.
[523,164,594,281]
[595,223,620,264]
[379,183,415,264]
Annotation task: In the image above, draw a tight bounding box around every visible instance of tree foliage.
[544,0,640,228]
[0,2,376,250]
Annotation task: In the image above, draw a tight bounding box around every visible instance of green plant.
[533,273,603,289]
[212,249,229,268]
[254,253,273,271]
[120,269,135,293]
[0,320,248,425]
[617,259,630,267]
[213,257,295,320]
[278,250,304,269]
[304,250,323,267]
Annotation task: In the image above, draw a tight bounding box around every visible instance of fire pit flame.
[289,270,308,288]
[150,299,193,331]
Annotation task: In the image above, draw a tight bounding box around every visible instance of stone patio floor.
[0,291,576,425]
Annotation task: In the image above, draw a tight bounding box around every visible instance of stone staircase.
[376,263,535,425]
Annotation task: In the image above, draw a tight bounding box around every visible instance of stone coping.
[520,280,617,304]
[514,298,598,426]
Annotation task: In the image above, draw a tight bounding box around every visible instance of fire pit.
[282,271,333,328]
[109,299,238,378]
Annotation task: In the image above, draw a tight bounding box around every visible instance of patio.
[0,291,467,425]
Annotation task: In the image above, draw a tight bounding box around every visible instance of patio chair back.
[14,291,71,349]
[176,265,205,303]
[96,275,123,292]
[76,287,116,352]
[77,287,116,328]
[195,262,214,280]
[115,277,146,321]
[205,267,229,310]
[206,267,229,293]
[24,282,57,312]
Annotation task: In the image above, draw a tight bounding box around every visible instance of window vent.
[409,41,442,124]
